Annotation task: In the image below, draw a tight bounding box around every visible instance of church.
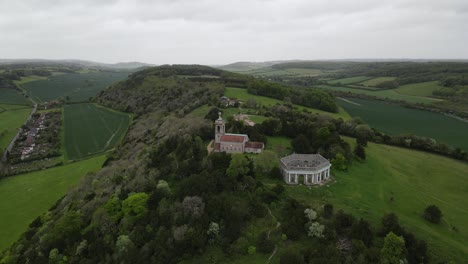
[213,112,264,154]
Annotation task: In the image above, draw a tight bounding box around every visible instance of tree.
[246,98,257,108]
[226,154,250,179]
[256,232,275,253]
[323,204,334,219]
[122,192,149,221]
[182,196,205,218]
[423,205,442,224]
[292,134,311,154]
[280,247,305,264]
[207,222,220,244]
[354,144,366,160]
[381,232,406,264]
[308,222,325,238]
[331,153,347,171]
[351,218,373,246]
[255,150,278,174]
[304,208,317,222]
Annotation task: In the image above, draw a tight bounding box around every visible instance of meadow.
[0,106,33,151]
[327,76,371,85]
[359,76,396,86]
[0,89,31,105]
[337,98,468,151]
[20,71,129,102]
[285,139,468,262]
[64,103,131,160]
[395,81,443,97]
[318,85,442,104]
[225,87,351,120]
[0,155,106,250]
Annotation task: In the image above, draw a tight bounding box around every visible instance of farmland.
[285,139,468,262]
[359,76,396,86]
[337,98,468,151]
[225,87,351,120]
[0,89,31,105]
[318,85,442,104]
[328,76,371,85]
[64,103,131,160]
[20,71,130,103]
[0,155,106,250]
[0,106,33,151]
[395,81,443,97]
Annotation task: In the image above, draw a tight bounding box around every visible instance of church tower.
[214,112,225,143]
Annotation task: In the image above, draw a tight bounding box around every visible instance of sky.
[1,0,467,65]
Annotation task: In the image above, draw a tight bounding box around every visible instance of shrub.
[423,205,442,224]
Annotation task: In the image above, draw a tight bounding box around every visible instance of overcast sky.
[1,0,467,64]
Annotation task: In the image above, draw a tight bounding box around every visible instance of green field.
[337,98,468,151]
[0,106,32,151]
[285,139,468,262]
[20,71,129,102]
[359,77,397,86]
[319,85,442,104]
[328,76,371,85]
[395,81,443,97]
[0,89,30,105]
[225,87,351,120]
[64,103,131,160]
[0,155,106,250]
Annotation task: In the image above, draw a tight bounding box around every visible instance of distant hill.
[0,59,153,69]
[217,60,300,72]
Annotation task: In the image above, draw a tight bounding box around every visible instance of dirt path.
[337,97,361,106]
[266,208,281,263]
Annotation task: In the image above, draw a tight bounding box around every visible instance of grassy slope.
[328,76,371,85]
[64,103,131,160]
[285,139,468,262]
[395,81,443,97]
[225,87,350,120]
[337,98,468,151]
[20,71,129,103]
[0,89,30,105]
[359,77,397,86]
[318,85,442,104]
[0,107,32,151]
[0,155,106,250]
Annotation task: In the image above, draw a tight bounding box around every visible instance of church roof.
[245,142,264,149]
[220,134,248,143]
[280,153,330,170]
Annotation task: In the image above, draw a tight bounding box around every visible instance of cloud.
[0,0,467,64]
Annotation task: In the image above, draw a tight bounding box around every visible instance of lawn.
[266,136,292,157]
[20,71,130,103]
[395,81,443,97]
[337,98,468,151]
[0,155,106,250]
[328,76,371,85]
[0,107,33,151]
[225,87,351,120]
[285,139,468,262]
[0,88,31,105]
[318,85,442,104]
[359,77,396,87]
[63,103,131,160]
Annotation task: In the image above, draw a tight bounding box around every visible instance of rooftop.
[220,134,248,143]
[280,153,330,170]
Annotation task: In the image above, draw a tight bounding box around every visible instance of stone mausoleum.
[280,153,331,185]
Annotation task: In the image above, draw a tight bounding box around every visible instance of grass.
[0,155,106,250]
[225,87,351,120]
[13,75,48,85]
[0,107,33,151]
[337,98,468,151]
[20,71,130,103]
[0,89,31,105]
[318,85,442,104]
[328,76,371,85]
[395,81,443,97]
[266,136,292,157]
[285,138,468,262]
[359,77,397,87]
[63,103,131,160]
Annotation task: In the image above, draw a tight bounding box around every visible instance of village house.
[213,112,264,154]
[280,153,331,185]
